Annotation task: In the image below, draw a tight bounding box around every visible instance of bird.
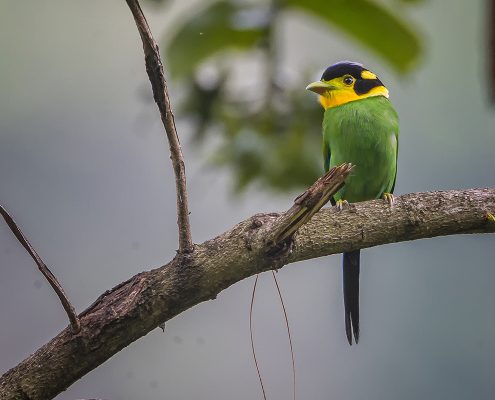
[306,61,399,345]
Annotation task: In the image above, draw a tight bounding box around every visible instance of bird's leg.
[335,199,350,211]
[382,192,395,207]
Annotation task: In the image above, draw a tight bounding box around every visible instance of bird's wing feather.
[323,134,337,206]
[390,128,399,193]
[323,137,331,173]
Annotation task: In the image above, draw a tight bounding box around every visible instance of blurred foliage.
[143,0,170,6]
[167,2,266,78]
[286,0,420,72]
[396,0,425,3]
[163,0,423,192]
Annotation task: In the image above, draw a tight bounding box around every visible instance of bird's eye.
[343,76,354,85]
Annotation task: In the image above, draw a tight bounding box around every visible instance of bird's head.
[306,61,389,110]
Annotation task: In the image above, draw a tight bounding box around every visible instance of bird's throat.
[319,86,389,109]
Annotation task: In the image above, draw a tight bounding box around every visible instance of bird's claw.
[336,199,350,211]
[382,192,395,207]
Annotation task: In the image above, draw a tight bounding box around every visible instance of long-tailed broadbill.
[306,61,399,345]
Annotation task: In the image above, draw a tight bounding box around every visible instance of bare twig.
[271,271,296,400]
[249,275,267,400]
[249,273,297,400]
[125,0,193,253]
[0,205,80,333]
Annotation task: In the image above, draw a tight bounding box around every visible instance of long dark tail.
[343,250,360,345]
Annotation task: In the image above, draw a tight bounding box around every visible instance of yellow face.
[306,70,389,110]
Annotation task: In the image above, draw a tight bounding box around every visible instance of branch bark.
[1,188,494,400]
[125,0,193,253]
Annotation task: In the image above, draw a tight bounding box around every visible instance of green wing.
[323,133,337,206]
[323,138,331,173]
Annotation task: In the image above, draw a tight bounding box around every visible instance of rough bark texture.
[1,188,494,400]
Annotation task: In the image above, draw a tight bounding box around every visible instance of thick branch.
[125,0,193,253]
[0,205,80,333]
[1,188,494,400]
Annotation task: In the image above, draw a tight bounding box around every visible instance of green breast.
[323,95,399,202]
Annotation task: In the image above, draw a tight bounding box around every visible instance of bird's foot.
[382,192,395,207]
[335,199,350,211]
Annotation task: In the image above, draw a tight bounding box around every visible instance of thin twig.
[250,274,267,400]
[271,271,296,400]
[125,0,193,253]
[249,272,296,400]
[0,205,80,333]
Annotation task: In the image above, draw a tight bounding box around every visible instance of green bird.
[306,61,399,345]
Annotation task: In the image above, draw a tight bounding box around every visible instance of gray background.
[1,1,494,399]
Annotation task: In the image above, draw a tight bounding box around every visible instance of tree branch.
[1,188,494,400]
[0,205,81,334]
[125,0,193,253]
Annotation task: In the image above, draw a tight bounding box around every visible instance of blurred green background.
[1,1,494,399]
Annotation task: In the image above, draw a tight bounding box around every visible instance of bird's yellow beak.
[305,80,336,95]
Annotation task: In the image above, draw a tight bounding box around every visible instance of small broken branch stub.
[270,163,353,245]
